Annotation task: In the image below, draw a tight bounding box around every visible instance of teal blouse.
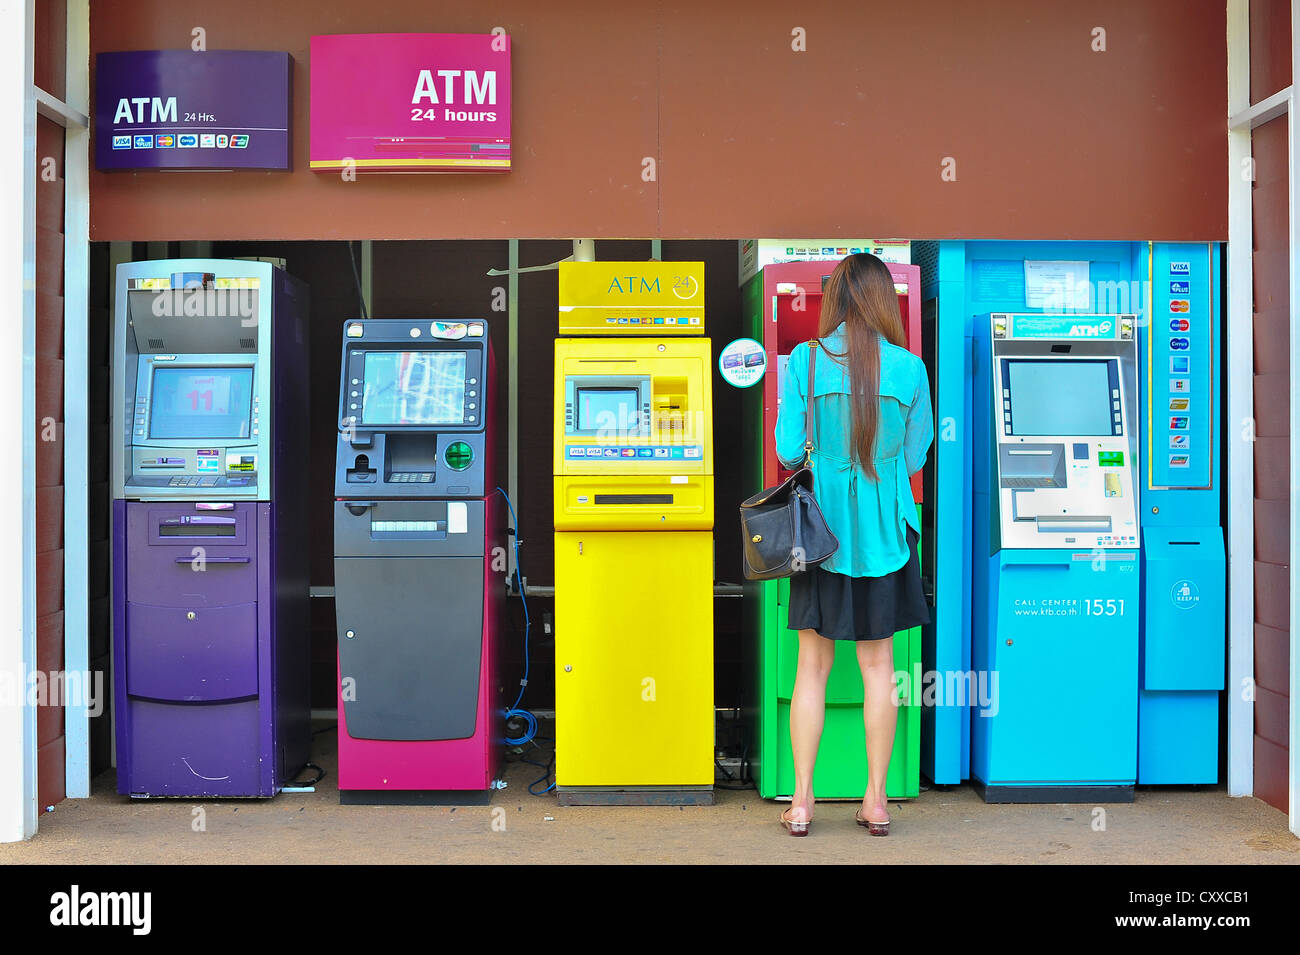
[774,326,934,578]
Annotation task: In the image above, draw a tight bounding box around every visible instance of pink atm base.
[336,545,501,804]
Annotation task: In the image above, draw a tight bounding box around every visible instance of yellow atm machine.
[553,261,714,806]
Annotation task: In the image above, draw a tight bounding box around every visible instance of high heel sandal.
[780,808,810,837]
[855,810,890,837]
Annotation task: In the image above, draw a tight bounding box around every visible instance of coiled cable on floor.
[497,487,539,747]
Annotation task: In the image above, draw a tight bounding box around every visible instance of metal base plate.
[973,779,1135,804]
[340,789,494,806]
[555,786,715,807]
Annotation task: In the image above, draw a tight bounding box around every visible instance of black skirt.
[786,526,929,641]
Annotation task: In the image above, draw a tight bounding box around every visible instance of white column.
[1224,0,1256,801]
[0,0,38,843]
[61,0,91,800]
[1288,0,1300,838]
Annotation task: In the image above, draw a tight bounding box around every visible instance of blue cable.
[496,487,540,748]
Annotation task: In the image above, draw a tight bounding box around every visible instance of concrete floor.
[4,724,1297,864]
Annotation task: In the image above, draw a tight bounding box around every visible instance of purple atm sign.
[95,50,291,171]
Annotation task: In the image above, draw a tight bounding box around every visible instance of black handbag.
[739,341,840,580]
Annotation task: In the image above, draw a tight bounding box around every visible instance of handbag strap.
[804,341,819,467]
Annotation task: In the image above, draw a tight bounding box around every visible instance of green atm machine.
[741,259,925,800]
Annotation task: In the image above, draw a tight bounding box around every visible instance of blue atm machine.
[920,241,1225,799]
[973,312,1142,801]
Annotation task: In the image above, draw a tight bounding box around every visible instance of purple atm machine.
[111,259,310,797]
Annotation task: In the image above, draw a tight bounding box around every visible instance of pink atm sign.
[310,33,510,173]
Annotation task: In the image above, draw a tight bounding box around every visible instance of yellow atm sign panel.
[558,261,704,334]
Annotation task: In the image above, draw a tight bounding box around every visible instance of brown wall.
[1251,0,1291,103]
[1250,115,1289,814]
[89,0,1227,242]
[35,115,66,808]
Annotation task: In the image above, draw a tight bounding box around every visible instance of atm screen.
[149,366,254,439]
[361,350,467,426]
[1006,359,1118,436]
[577,387,638,431]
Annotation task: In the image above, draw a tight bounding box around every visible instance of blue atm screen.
[1007,360,1117,436]
[362,351,467,425]
[577,388,638,431]
[149,367,253,439]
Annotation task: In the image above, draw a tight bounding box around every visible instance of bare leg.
[856,636,898,823]
[787,628,835,824]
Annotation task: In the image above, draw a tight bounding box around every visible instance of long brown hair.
[816,253,906,480]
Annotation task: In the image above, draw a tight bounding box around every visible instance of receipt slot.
[111,259,310,797]
[333,319,501,803]
[972,313,1141,801]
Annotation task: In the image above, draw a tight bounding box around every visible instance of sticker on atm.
[1168,397,1189,411]
[1170,262,1191,275]
[1169,318,1190,332]
[1170,378,1190,393]
[1170,357,1189,374]
[1169,434,1189,450]
[1169,300,1190,313]
[1169,454,1191,468]
[1169,416,1190,430]
[1169,281,1190,294]
[1170,337,1190,350]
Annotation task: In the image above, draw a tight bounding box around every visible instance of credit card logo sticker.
[155,134,175,148]
[1170,356,1189,374]
[1170,337,1190,350]
[216,134,229,148]
[1169,300,1190,313]
[1169,318,1189,332]
[133,135,153,148]
[1170,416,1190,430]
[199,134,216,148]
[1169,454,1191,469]
[1170,262,1191,275]
[112,134,132,149]
[1169,434,1189,449]
[1169,281,1190,294]
[231,134,250,148]
[177,134,198,147]
[1169,398,1189,411]
[1170,378,1189,392]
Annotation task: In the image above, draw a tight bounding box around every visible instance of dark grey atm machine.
[333,318,501,802]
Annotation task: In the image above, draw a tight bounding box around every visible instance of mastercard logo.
[1169,299,1190,313]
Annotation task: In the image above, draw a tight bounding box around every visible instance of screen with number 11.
[149,366,254,439]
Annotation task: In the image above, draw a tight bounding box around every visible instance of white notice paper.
[1024,260,1090,310]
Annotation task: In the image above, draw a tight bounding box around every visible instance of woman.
[773,253,933,837]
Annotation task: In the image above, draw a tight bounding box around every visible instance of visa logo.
[111,134,131,149]
[1170,262,1191,275]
